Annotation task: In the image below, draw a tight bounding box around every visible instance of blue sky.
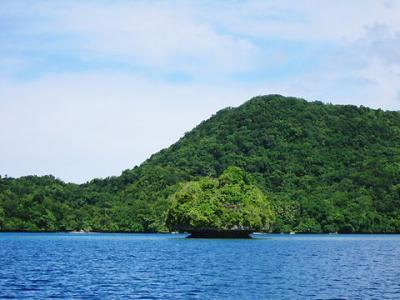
[1,0,400,183]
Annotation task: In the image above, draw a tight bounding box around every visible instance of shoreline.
[1,230,400,234]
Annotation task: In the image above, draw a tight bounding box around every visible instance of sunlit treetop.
[166,167,275,233]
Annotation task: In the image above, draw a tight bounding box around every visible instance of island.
[165,167,275,238]
[2,95,400,234]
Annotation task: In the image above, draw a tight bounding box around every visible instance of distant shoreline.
[1,230,400,234]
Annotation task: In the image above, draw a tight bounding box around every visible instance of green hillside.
[1,95,400,233]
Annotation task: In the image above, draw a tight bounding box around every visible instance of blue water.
[1,233,400,299]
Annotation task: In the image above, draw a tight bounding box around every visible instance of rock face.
[166,167,275,238]
[187,230,253,239]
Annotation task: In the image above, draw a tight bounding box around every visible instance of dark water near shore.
[1,233,400,299]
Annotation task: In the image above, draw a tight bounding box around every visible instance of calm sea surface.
[1,233,400,299]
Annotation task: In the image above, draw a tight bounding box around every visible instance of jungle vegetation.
[1,95,399,233]
[166,166,275,233]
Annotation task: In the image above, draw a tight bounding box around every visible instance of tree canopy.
[1,95,399,233]
[166,167,275,233]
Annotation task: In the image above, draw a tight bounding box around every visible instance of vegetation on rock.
[1,95,399,233]
[166,167,275,233]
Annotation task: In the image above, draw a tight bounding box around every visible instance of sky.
[1,0,400,183]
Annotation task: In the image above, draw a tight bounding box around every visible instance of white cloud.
[2,1,258,77]
[5,1,399,76]
[1,0,400,182]
[0,72,259,182]
[184,0,400,42]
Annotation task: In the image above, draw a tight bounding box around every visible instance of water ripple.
[1,233,400,299]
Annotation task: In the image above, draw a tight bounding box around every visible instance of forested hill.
[1,95,400,233]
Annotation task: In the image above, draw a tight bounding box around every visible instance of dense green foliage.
[1,95,399,233]
[166,167,274,232]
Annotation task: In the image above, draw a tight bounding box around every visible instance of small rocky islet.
[166,167,275,238]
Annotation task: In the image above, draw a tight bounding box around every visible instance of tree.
[0,207,5,230]
[166,167,275,237]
